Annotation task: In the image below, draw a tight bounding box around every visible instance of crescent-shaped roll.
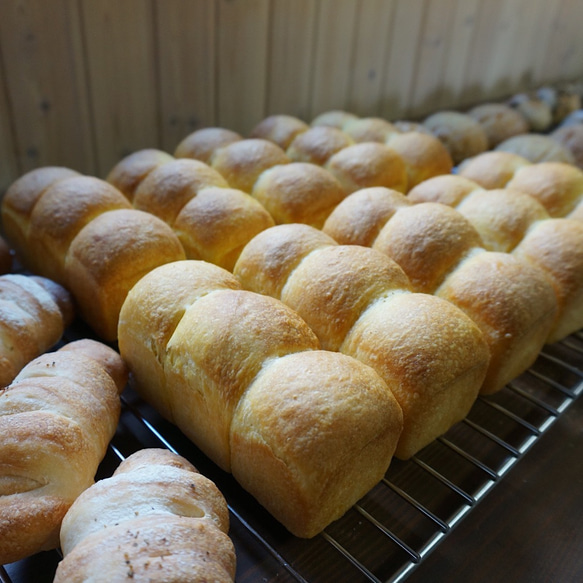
[54,449,236,583]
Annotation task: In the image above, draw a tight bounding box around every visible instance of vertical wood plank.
[155,0,216,153]
[81,0,159,175]
[216,0,270,136]
[267,0,317,121]
[0,0,95,175]
[0,56,19,195]
[309,0,360,119]
[408,0,456,119]
[531,0,563,85]
[437,0,481,109]
[457,0,504,106]
[347,0,396,117]
[379,0,428,120]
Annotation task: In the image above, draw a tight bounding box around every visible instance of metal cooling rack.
[2,332,583,583]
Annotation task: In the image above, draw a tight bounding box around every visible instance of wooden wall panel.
[0,0,95,176]
[156,0,216,153]
[0,0,583,191]
[267,0,317,120]
[309,0,359,120]
[347,0,396,117]
[216,0,270,136]
[0,57,19,194]
[81,0,158,176]
[408,0,456,119]
[380,0,427,120]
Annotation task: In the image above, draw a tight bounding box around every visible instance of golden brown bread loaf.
[324,189,558,394]
[106,148,175,201]
[342,117,399,143]
[0,273,74,388]
[551,124,583,169]
[130,157,275,271]
[422,110,489,165]
[0,339,127,564]
[311,109,359,129]
[325,142,409,194]
[386,131,454,189]
[118,260,404,537]
[54,449,236,583]
[408,175,583,342]
[210,138,291,193]
[234,224,489,456]
[286,125,355,165]
[174,127,243,164]
[457,151,532,189]
[1,169,186,341]
[251,162,348,228]
[1,166,82,267]
[495,134,576,164]
[249,114,310,150]
[467,102,530,148]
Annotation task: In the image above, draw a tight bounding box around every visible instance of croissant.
[0,339,127,564]
[408,174,583,342]
[234,224,490,457]
[323,188,558,394]
[118,259,404,538]
[0,273,74,387]
[1,169,186,340]
[54,448,236,583]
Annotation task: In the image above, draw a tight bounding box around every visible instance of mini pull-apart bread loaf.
[0,273,74,387]
[118,260,404,538]
[234,225,489,458]
[1,169,186,340]
[54,449,236,583]
[0,339,127,564]
[408,174,583,343]
[323,189,558,394]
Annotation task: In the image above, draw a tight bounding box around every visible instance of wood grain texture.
[81,0,159,176]
[309,0,359,120]
[0,54,19,195]
[216,0,270,136]
[156,0,216,153]
[267,0,317,121]
[0,0,95,176]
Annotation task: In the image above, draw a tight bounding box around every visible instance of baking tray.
[2,327,583,583]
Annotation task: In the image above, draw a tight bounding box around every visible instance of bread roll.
[311,109,359,129]
[132,158,275,270]
[551,124,583,169]
[422,111,489,165]
[106,148,175,201]
[507,93,553,132]
[250,114,310,150]
[495,134,575,164]
[174,127,243,164]
[286,125,355,165]
[386,131,454,190]
[234,224,489,458]
[343,117,399,143]
[325,142,408,194]
[55,449,236,583]
[407,174,583,342]
[0,273,74,387]
[65,208,186,341]
[210,138,291,193]
[323,193,557,393]
[118,260,403,537]
[457,151,532,189]
[1,166,81,266]
[0,340,126,564]
[467,103,529,148]
[506,162,583,218]
[251,162,348,228]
